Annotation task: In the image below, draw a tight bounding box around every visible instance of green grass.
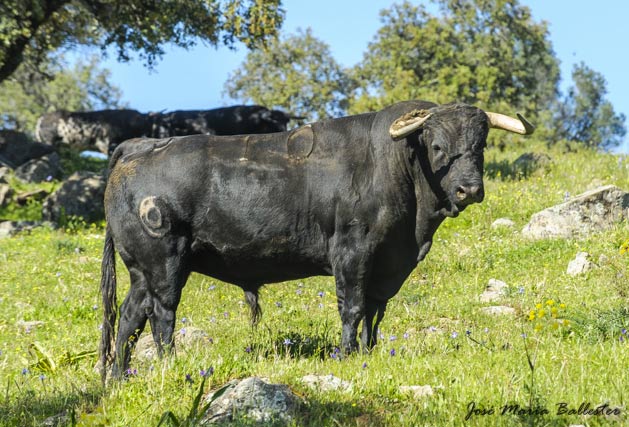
[1,141,629,426]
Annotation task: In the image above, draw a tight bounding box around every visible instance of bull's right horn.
[485,112,535,135]
[389,109,432,140]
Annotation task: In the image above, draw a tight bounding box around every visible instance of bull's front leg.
[332,245,372,355]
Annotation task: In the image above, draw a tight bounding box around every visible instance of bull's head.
[389,104,534,217]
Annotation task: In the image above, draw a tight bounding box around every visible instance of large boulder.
[203,377,301,425]
[14,153,62,183]
[522,185,629,239]
[0,130,55,168]
[0,183,13,207]
[42,171,106,223]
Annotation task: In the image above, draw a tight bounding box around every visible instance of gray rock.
[16,189,49,206]
[41,411,69,427]
[567,252,596,276]
[17,320,45,332]
[0,129,55,168]
[203,377,301,425]
[481,306,516,316]
[479,279,509,303]
[42,171,106,223]
[0,220,42,238]
[491,218,515,229]
[522,185,629,239]
[301,374,353,392]
[399,385,434,398]
[15,152,62,183]
[0,183,13,207]
[0,166,10,183]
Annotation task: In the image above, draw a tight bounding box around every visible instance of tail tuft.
[99,226,117,385]
[244,288,262,326]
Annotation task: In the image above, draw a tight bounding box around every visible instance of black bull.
[99,100,533,381]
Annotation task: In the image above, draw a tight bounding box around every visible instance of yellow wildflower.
[528,311,536,321]
[538,309,546,317]
[535,303,542,309]
[559,303,566,309]
[546,299,555,306]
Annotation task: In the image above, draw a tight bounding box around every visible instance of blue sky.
[91,1,629,152]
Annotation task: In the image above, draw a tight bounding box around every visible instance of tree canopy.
[225,28,351,121]
[553,62,626,149]
[0,54,123,133]
[349,0,559,116]
[0,0,284,83]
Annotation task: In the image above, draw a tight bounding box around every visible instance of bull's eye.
[431,143,442,152]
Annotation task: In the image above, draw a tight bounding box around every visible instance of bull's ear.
[389,109,432,140]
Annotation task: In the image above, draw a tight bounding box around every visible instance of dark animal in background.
[35,105,301,154]
[151,105,302,138]
[99,100,534,382]
[35,109,152,154]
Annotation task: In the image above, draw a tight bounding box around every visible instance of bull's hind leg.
[111,268,150,379]
[146,254,190,359]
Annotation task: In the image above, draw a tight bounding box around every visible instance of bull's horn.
[389,109,432,140]
[485,112,535,135]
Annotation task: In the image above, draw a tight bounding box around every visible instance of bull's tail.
[244,287,262,326]
[99,225,117,385]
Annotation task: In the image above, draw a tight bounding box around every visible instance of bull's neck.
[395,136,446,247]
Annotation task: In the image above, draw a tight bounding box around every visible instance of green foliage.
[348,0,559,117]
[225,28,351,121]
[552,62,627,149]
[0,53,123,133]
[0,0,284,83]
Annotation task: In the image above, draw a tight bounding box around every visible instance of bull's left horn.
[485,112,535,135]
[389,109,432,140]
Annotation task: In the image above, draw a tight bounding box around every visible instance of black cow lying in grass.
[99,100,534,382]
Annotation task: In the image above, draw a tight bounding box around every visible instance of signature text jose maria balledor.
[465,401,622,421]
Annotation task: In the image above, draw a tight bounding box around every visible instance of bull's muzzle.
[455,184,484,206]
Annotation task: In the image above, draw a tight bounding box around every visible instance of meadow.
[1,138,629,426]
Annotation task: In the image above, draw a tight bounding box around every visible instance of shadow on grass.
[0,385,101,427]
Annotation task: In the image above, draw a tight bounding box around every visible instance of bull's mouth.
[438,200,461,218]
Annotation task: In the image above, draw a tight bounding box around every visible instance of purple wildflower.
[208,285,216,291]
[317,291,324,298]
[296,289,303,295]
[46,175,53,182]
[185,373,193,383]
[180,328,186,335]
[389,335,397,341]
[518,287,525,294]
[451,332,458,339]
[622,329,627,335]
[92,305,98,310]
[521,333,527,339]
[283,338,293,346]
[389,348,396,356]
[403,333,409,339]
[39,374,45,381]
[362,362,368,369]
[21,368,29,375]
[245,346,252,353]
[466,330,471,336]
[223,312,229,318]
[275,302,282,308]
[181,317,187,323]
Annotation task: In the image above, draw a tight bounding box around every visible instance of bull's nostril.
[456,188,467,201]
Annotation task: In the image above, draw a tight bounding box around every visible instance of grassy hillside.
[1,138,628,426]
